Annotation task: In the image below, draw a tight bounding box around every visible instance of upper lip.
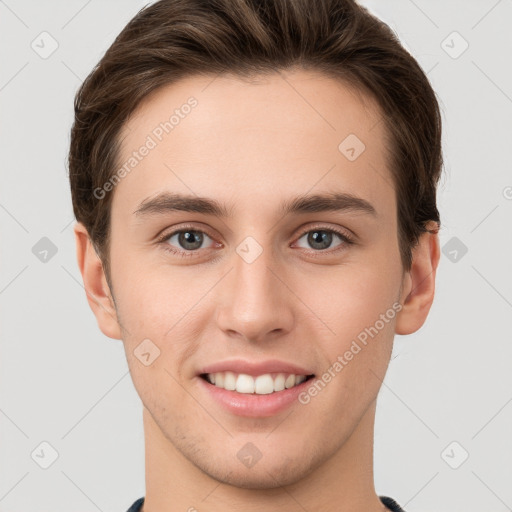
[198,359,314,377]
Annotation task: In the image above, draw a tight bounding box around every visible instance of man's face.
[107,69,405,488]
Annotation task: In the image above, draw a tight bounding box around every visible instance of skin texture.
[75,69,440,512]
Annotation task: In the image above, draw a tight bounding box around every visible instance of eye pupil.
[308,230,332,250]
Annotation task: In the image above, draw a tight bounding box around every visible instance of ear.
[74,222,122,340]
[395,221,441,335]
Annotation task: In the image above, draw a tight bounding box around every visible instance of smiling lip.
[198,373,314,417]
[196,358,315,417]
[197,358,313,377]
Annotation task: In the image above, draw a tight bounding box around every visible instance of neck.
[142,399,387,512]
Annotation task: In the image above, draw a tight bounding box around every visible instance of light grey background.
[0,1,511,511]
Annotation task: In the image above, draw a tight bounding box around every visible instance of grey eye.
[295,230,344,251]
[167,230,213,251]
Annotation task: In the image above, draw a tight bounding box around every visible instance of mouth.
[199,372,315,395]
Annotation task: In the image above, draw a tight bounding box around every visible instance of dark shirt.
[127,495,406,511]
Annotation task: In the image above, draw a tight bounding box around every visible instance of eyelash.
[156,223,355,259]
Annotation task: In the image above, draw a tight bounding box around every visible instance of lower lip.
[197,376,314,418]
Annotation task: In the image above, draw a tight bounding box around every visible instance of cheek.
[111,253,183,331]
[300,260,400,343]
[298,266,399,419]
[111,263,205,378]
[114,272,199,412]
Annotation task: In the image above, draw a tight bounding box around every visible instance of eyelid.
[293,222,355,244]
[155,223,219,244]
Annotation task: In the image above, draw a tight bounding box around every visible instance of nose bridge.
[234,236,275,299]
[217,235,291,341]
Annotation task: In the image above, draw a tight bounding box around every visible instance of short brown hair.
[68,0,443,281]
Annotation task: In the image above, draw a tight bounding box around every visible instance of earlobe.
[73,222,122,340]
[395,222,441,335]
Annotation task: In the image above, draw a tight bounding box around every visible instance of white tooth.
[295,375,306,385]
[215,372,224,387]
[274,373,286,391]
[236,373,255,393]
[224,371,237,390]
[210,371,307,393]
[285,374,296,389]
[254,374,274,394]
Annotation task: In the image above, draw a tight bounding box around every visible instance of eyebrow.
[133,191,377,219]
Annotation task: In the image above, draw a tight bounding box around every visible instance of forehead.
[114,69,395,219]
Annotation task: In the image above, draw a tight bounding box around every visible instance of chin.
[206,464,305,490]
[196,449,319,490]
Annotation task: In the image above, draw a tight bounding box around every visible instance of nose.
[215,240,294,344]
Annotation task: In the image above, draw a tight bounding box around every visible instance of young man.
[68,0,442,510]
